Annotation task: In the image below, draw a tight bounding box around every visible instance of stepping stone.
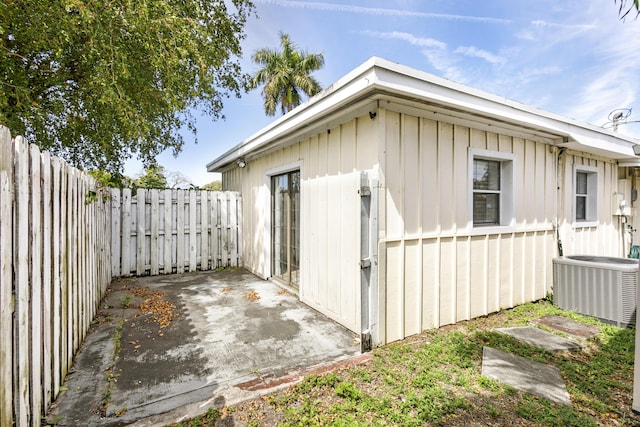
[482,346,572,406]
[533,315,599,339]
[496,326,582,351]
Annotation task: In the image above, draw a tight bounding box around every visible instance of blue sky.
[125,0,640,186]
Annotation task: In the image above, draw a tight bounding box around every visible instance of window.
[575,172,588,220]
[469,149,514,228]
[473,159,501,225]
[574,165,598,225]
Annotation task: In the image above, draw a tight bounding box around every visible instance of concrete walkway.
[47,269,362,426]
[481,318,599,406]
[47,268,603,424]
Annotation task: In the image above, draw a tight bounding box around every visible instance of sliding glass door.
[271,170,300,287]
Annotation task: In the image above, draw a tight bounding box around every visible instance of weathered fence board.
[0,128,114,425]
[15,135,31,426]
[177,190,185,274]
[30,143,43,426]
[0,171,13,427]
[163,189,172,273]
[51,157,62,397]
[41,151,53,407]
[150,190,160,275]
[110,188,242,277]
[111,190,121,277]
[0,125,243,425]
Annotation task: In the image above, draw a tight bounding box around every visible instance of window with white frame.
[574,165,598,224]
[469,149,514,227]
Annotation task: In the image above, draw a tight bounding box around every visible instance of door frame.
[264,161,303,282]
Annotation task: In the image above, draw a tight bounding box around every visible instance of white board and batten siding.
[557,153,620,256]
[377,108,622,345]
[222,106,624,346]
[299,124,363,333]
[223,117,378,334]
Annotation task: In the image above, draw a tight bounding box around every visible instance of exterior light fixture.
[633,145,640,156]
[236,158,246,168]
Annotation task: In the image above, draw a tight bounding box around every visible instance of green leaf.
[0,0,255,174]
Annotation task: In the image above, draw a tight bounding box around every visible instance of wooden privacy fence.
[110,188,242,277]
[0,125,243,426]
[0,127,112,426]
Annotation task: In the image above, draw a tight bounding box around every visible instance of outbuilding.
[207,57,640,347]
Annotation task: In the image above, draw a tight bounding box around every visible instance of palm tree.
[250,32,324,116]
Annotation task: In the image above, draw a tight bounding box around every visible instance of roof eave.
[207,57,640,172]
[206,58,384,172]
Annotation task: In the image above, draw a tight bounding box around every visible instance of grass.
[168,300,638,426]
[119,294,134,308]
[101,320,124,416]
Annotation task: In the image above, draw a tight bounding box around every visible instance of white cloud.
[454,46,506,65]
[513,66,563,87]
[556,10,640,133]
[358,30,468,82]
[516,18,596,45]
[420,49,467,83]
[360,30,446,49]
[515,29,536,41]
[568,67,637,126]
[530,20,597,31]
[254,0,511,23]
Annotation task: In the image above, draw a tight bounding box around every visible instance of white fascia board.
[206,58,381,172]
[371,62,640,159]
[207,56,640,171]
[565,131,638,159]
[619,160,640,167]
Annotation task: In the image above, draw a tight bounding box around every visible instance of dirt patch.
[171,302,638,427]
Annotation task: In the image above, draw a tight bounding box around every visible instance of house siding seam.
[220,107,624,346]
[378,109,620,343]
[222,116,379,333]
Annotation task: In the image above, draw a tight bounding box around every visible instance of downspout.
[627,167,638,258]
[555,147,567,256]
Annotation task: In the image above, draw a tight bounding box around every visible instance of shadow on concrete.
[47,269,361,426]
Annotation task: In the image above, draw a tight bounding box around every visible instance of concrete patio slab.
[47,269,361,426]
[496,326,583,351]
[481,346,571,406]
